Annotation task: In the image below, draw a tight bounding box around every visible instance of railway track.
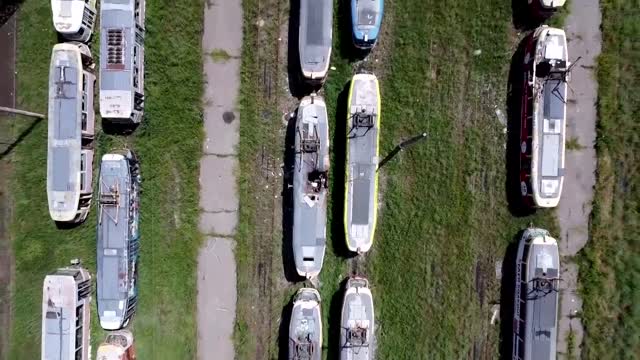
[251,0,290,357]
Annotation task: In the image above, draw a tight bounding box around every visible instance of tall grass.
[10,0,203,358]
[580,1,640,358]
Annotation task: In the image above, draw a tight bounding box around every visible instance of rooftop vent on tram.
[107,29,125,69]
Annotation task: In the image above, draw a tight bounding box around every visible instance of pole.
[377,132,428,171]
[398,132,428,151]
[0,106,45,119]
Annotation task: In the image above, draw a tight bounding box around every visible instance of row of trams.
[39,0,569,359]
[43,0,142,359]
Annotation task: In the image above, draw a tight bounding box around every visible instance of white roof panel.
[541,134,560,177]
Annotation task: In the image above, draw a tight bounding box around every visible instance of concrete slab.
[558,0,601,257]
[198,0,243,358]
[199,155,239,213]
[199,211,238,237]
[203,0,243,56]
[557,262,584,356]
[197,237,237,360]
[203,58,240,156]
[555,0,601,358]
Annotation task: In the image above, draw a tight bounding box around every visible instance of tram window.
[76,305,83,327]
[75,327,82,353]
[81,112,87,131]
[80,154,86,191]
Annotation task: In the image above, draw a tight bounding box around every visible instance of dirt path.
[0,9,16,360]
[556,1,601,357]
[197,0,243,358]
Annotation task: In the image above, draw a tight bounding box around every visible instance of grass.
[233,0,286,357]
[235,0,559,358]
[566,327,576,359]
[566,136,584,151]
[367,0,559,357]
[9,0,204,358]
[209,48,233,62]
[547,0,572,28]
[232,0,261,355]
[579,0,640,358]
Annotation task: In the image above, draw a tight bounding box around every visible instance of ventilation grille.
[107,29,125,69]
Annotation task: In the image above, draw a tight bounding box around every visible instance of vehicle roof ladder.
[99,180,120,224]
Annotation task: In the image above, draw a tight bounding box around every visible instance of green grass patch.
[209,48,233,62]
[9,0,203,358]
[566,327,576,359]
[579,1,640,358]
[566,137,584,151]
[547,0,571,28]
[233,0,261,356]
[369,0,557,357]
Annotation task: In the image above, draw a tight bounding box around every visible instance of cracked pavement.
[197,0,243,359]
[556,0,601,357]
